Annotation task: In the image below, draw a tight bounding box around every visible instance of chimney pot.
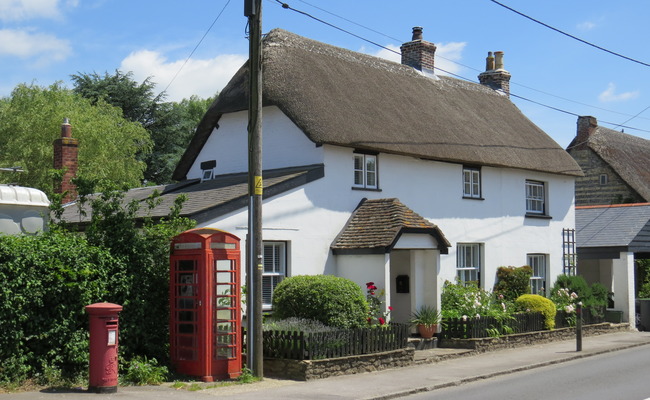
[411,26,423,40]
[494,51,505,70]
[61,118,72,138]
[485,51,495,71]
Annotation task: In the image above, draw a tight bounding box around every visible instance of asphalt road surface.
[404,345,650,400]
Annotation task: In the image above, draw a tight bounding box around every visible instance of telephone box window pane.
[177,260,195,271]
[216,309,233,321]
[177,311,195,322]
[177,298,195,309]
[216,321,234,333]
[177,336,195,348]
[215,271,233,285]
[178,348,196,361]
[178,323,195,334]
[216,346,234,359]
[215,259,233,271]
[216,296,233,307]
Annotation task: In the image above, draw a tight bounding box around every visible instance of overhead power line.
[162,0,232,95]
[490,0,650,68]
[272,0,650,134]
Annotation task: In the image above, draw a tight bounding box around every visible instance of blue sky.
[2,0,650,148]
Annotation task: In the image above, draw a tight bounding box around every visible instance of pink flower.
[388,306,393,311]
[378,317,385,325]
[366,282,375,287]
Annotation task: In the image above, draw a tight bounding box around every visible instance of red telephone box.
[169,228,242,381]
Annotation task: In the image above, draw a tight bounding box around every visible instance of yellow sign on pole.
[254,176,263,195]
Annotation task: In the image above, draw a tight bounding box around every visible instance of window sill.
[462,196,484,201]
[525,213,552,220]
[352,187,382,192]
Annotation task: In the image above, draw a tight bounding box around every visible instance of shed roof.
[174,28,581,181]
[576,203,650,256]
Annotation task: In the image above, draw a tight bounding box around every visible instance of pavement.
[5,330,650,400]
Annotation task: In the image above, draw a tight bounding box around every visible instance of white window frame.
[263,241,288,309]
[463,167,481,198]
[527,254,547,295]
[599,174,608,185]
[353,153,378,189]
[525,180,546,215]
[456,243,482,286]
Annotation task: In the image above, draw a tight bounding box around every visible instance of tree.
[71,71,214,184]
[0,82,151,194]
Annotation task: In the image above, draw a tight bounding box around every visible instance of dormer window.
[599,174,608,185]
[200,160,216,182]
[353,152,378,190]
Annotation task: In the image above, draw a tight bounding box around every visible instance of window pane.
[526,181,545,213]
[354,155,364,185]
[527,254,546,295]
[263,242,286,307]
[457,243,481,285]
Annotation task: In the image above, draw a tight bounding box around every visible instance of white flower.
[501,303,506,311]
[570,292,578,299]
[462,315,468,321]
[565,305,575,313]
[474,300,482,307]
[475,314,481,319]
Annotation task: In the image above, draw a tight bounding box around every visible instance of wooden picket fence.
[441,307,606,339]
[261,323,409,360]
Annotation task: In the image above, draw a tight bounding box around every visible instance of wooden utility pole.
[244,0,264,377]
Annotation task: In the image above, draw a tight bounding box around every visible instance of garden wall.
[439,323,630,352]
[263,348,415,381]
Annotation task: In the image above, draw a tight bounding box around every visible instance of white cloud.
[577,21,596,31]
[120,50,247,102]
[598,82,640,103]
[0,28,70,66]
[0,0,62,21]
[364,41,467,76]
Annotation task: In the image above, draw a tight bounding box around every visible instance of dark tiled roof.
[331,198,450,254]
[59,164,324,225]
[576,203,650,253]
[174,29,581,181]
[585,127,650,201]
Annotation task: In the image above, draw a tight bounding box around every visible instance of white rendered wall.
[191,106,576,302]
[187,107,324,179]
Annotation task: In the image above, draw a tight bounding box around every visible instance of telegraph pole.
[244,0,264,377]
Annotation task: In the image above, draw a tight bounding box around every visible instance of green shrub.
[550,275,608,319]
[272,275,368,329]
[441,280,513,319]
[516,294,556,330]
[263,317,335,333]
[550,275,590,303]
[121,356,168,385]
[493,266,532,302]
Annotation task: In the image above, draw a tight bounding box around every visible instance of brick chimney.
[53,118,79,203]
[478,51,511,96]
[400,27,437,76]
[575,116,598,150]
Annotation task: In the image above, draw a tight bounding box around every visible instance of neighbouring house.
[567,116,650,324]
[60,27,582,324]
[566,116,650,206]
[575,203,650,323]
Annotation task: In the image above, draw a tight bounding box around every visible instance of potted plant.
[410,305,443,339]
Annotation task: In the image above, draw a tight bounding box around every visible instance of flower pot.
[417,324,437,339]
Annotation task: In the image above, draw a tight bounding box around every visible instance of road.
[404,345,650,400]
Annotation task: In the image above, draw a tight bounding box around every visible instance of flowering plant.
[551,287,579,326]
[366,281,392,325]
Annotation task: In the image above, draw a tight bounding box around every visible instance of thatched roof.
[570,125,650,201]
[331,198,450,255]
[174,29,581,181]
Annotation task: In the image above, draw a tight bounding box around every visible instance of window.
[525,180,546,215]
[527,254,547,295]
[263,242,287,308]
[353,153,378,189]
[599,174,608,185]
[456,243,482,285]
[463,167,481,198]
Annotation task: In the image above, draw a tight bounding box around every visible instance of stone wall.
[439,323,630,352]
[263,348,415,381]
[569,148,643,205]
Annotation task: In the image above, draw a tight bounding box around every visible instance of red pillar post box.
[86,302,123,393]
